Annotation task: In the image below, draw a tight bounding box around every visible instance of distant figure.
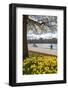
[50,44,53,49]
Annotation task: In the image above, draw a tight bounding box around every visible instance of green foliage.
[23,52,57,75]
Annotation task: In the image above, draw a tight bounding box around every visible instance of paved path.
[28,46,57,56]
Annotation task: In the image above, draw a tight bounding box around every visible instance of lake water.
[28,44,57,50]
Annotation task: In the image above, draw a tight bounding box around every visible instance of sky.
[27,30,57,40]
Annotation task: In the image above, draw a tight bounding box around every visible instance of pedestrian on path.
[51,44,53,49]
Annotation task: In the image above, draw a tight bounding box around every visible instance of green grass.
[23,52,57,75]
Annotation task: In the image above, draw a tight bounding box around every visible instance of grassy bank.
[23,52,57,75]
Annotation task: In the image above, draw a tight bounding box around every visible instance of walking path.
[28,46,57,56]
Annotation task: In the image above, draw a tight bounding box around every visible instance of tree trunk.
[23,15,28,59]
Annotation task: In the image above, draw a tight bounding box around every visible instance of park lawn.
[23,52,57,75]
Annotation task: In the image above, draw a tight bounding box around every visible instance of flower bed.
[23,52,57,75]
